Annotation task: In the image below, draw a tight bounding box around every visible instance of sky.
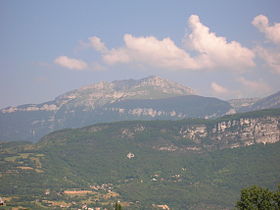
[1,0,280,108]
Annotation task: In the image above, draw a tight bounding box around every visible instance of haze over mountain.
[228,98,260,111]
[243,91,280,112]
[0,76,233,142]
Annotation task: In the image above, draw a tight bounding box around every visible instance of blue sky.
[1,0,280,108]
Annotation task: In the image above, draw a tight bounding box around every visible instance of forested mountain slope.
[0,108,279,209]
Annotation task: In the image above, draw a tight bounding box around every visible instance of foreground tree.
[114,202,122,210]
[236,185,280,209]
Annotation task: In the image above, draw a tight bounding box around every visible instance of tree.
[114,201,122,210]
[236,185,280,210]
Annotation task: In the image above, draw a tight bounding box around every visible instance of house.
[126,152,135,159]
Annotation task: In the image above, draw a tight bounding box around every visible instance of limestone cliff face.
[213,117,280,145]
[179,116,280,150]
[96,110,280,152]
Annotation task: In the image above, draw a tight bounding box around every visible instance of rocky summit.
[1,76,195,113]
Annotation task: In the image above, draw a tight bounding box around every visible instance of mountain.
[244,91,280,111]
[1,108,280,209]
[0,76,233,142]
[228,91,280,113]
[228,97,260,111]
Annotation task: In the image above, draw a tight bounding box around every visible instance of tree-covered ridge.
[39,108,280,151]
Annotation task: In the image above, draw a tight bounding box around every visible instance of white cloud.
[211,82,229,95]
[255,47,280,74]
[252,15,280,74]
[54,56,88,70]
[252,15,280,45]
[237,77,271,95]
[88,36,108,53]
[101,34,199,70]
[184,15,255,69]
[88,15,255,71]
[211,78,272,99]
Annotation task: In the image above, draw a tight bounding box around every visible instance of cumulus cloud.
[211,78,271,99]
[211,82,229,95]
[184,15,255,69]
[252,15,280,73]
[87,15,255,71]
[252,15,280,45]
[237,77,271,95]
[54,56,88,70]
[255,47,280,73]
[102,34,199,70]
[88,36,108,53]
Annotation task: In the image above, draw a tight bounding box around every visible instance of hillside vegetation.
[0,108,280,209]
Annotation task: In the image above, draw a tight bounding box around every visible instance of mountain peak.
[2,76,195,113]
[137,76,195,95]
[140,75,168,85]
[71,76,195,98]
[142,75,163,81]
